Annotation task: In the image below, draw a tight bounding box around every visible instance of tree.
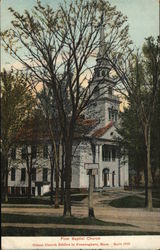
[37,85,98,207]
[15,108,46,199]
[1,69,34,202]
[37,85,61,207]
[117,106,146,187]
[1,0,131,215]
[108,36,160,210]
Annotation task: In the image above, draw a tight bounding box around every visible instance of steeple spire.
[98,13,106,58]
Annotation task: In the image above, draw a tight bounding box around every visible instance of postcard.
[1,0,160,249]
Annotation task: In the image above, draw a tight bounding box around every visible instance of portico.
[93,142,122,188]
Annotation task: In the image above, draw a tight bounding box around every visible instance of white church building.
[71,25,128,190]
[7,24,128,196]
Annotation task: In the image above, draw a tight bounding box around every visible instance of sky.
[1,0,159,69]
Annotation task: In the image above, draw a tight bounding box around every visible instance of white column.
[95,145,98,187]
[124,155,129,185]
[98,145,103,187]
[35,186,38,196]
[109,173,112,187]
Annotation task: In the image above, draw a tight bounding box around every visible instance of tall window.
[21,168,26,181]
[11,148,16,160]
[21,146,27,159]
[31,145,37,158]
[112,148,116,161]
[108,108,112,120]
[43,144,48,159]
[108,108,118,122]
[92,144,96,163]
[43,168,48,182]
[102,145,111,161]
[32,168,36,181]
[11,168,16,181]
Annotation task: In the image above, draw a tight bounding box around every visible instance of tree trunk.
[50,159,54,206]
[61,144,65,205]
[28,172,32,199]
[55,142,61,208]
[55,164,59,208]
[63,138,72,217]
[88,173,95,217]
[145,124,153,210]
[4,156,9,203]
[61,169,65,205]
[64,181,71,216]
[5,169,9,203]
[144,164,148,207]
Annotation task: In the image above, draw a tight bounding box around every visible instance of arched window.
[103,168,109,174]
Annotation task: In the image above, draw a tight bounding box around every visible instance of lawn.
[2,227,159,236]
[4,194,87,205]
[2,213,145,236]
[2,213,133,227]
[109,195,160,208]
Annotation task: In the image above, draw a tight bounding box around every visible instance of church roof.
[15,117,98,143]
[92,121,113,138]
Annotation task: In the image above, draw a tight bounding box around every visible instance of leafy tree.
[112,36,160,210]
[1,69,35,202]
[1,0,131,215]
[117,106,146,186]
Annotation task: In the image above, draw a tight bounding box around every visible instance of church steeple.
[98,13,106,58]
[93,13,111,80]
[86,15,120,128]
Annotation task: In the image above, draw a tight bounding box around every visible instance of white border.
[2,236,160,250]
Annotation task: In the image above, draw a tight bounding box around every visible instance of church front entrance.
[103,168,110,186]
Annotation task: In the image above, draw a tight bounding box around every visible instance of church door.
[103,168,110,186]
[104,173,108,186]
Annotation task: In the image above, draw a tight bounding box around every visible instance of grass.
[2,227,160,236]
[4,194,87,205]
[109,195,160,208]
[2,213,134,227]
[6,197,51,205]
